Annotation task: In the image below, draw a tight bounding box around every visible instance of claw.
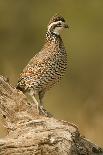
[38,106,53,118]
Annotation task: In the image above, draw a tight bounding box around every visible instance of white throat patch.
[53,27,63,35]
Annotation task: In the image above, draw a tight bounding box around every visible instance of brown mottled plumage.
[16,14,69,117]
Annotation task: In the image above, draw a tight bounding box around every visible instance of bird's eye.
[57,23,62,27]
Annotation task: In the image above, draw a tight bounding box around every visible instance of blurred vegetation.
[0,0,103,146]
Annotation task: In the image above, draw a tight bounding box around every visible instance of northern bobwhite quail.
[16,14,69,117]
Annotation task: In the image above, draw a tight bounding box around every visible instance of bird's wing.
[18,47,56,82]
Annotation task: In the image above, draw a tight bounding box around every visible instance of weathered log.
[0,75,102,155]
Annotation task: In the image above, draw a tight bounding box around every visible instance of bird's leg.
[38,91,44,110]
[38,91,53,117]
[29,90,39,113]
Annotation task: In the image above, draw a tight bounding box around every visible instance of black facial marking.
[56,22,62,27]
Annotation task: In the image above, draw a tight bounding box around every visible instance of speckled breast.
[35,49,67,92]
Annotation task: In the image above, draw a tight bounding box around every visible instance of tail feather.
[16,84,24,92]
[16,77,26,92]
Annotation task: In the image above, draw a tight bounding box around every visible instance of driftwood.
[0,75,103,155]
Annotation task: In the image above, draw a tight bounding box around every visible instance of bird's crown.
[48,14,65,25]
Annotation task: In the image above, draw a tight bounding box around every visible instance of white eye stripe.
[48,21,63,31]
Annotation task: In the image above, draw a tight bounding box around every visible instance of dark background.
[0,0,103,146]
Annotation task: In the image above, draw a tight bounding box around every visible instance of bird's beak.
[64,23,69,29]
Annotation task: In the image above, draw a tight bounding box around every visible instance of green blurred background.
[0,0,103,146]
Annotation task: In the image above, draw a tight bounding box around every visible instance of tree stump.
[0,75,103,155]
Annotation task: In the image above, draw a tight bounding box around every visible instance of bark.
[0,75,103,155]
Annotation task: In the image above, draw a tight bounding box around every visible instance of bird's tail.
[16,79,26,92]
[16,84,24,92]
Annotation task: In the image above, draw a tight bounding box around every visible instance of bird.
[16,14,69,117]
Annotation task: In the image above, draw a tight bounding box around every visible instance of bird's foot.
[38,106,53,118]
